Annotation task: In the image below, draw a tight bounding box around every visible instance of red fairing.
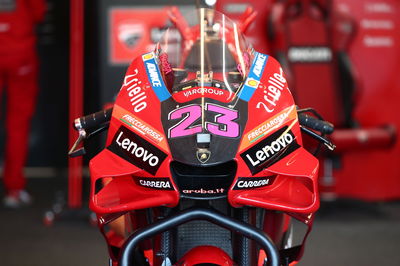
[89,54,179,214]
[105,55,168,150]
[229,56,320,214]
[86,8,323,265]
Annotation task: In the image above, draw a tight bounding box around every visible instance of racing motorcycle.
[69,8,335,266]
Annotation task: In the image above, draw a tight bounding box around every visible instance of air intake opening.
[170,160,237,200]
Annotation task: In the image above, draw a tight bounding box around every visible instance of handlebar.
[298,113,334,135]
[74,108,113,131]
[68,107,113,157]
[69,107,335,157]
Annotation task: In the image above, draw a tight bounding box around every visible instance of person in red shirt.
[0,0,47,207]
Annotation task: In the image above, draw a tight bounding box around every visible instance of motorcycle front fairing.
[229,54,320,216]
[89,54,179,215]
[88,8,319,264]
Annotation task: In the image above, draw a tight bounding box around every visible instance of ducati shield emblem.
[118,23,143,48]
[196,149,211,163]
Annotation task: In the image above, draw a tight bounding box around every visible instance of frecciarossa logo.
[240,126,300,175]
[108,126,167,175]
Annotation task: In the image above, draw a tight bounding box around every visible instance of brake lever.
[68,129,87,157]
[68,122,110,158]
[86,123,110,138]
[300,126,336,151]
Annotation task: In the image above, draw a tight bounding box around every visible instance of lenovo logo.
[115,131,159,166]
[241,126,300,175]
[108,126,167,175]
[245,132,294,167]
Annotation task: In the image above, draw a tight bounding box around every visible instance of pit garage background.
[0,0,399,265]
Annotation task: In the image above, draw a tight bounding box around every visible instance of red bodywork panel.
[89,52,319,216]
[90,55,179,214]
[229,56,319,214]
[89,8,321,264]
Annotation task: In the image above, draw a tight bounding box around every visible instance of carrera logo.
[108,126,167,175]
[240,126,300,174]
[288,47,332,63]
[136,177,174,190]
[233,176,276,190]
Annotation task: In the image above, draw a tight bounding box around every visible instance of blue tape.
[239,52,269,102]
[142,53,171,102]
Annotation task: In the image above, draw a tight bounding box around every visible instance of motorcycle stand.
[43,190,96,226]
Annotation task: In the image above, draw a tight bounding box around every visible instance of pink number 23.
[168,103,239,138]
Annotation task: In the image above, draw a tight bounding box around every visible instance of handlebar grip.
[298,113,334,135]
[74,108,113,130]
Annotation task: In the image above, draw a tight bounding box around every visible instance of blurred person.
[0,0,47,208]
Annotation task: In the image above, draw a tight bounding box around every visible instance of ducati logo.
[118,23,143,48]
[196,149,211,163]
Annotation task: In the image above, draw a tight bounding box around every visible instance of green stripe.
[120,118,133,127]
[250,133,265,144]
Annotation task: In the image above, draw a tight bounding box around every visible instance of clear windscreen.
[156,8,253,102]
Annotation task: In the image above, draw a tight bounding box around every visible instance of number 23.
[168,103,239,138]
